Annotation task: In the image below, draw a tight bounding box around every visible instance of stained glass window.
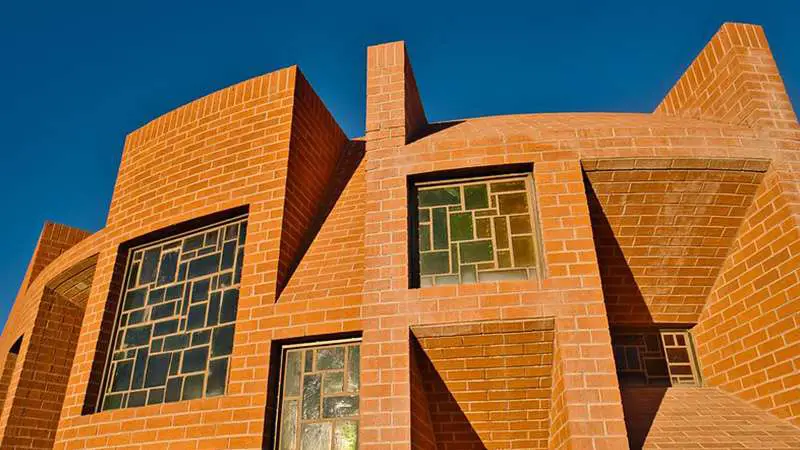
[276,340,360,450]
[414,174,541,287]
[612,329,701,386]
[98,216,247,411]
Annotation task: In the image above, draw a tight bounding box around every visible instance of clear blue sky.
[0,0,798,329]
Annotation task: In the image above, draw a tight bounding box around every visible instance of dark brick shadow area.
[584,173,655,326]
[620,387,667,450]
[410,337,485,450]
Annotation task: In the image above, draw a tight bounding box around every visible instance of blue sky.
[0,0,798,328]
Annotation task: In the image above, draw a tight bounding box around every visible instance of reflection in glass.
[416,174,540,287]
[99,217,247,411]
[277,341,360,449]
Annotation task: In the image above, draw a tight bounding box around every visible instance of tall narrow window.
[412,173,542,287]
[98,216,247,411]
[660,330,702,386]
[275,339,360,450]
[612,329,701,387]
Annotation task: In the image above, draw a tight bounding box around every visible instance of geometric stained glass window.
[415,174,541,287]
[98,216,246,411]
[275,339,360,450]
[612,329,701,387]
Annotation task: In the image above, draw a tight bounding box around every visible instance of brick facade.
[0,21,797,449]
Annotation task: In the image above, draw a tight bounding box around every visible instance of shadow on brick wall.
[584,174,655,326]
[620,387,667,450]
[410,336,484,449]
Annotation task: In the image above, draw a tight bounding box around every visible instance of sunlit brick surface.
[0,21,796,450]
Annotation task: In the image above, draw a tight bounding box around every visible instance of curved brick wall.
[0,21,796,450]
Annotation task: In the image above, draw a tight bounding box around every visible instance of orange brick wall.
[547,332,569,449]
[277,71,349,296]
[26,223,91,289]
[0,353,17,420]
[655,23,797,131]
[363,41,629,450]
[411,319,555,449]
[584,159,768,325]
[625,387,800,448]
[0,21,795,450]
[693,168,800,425]
[0,289,84,449]
[409,337,436,450]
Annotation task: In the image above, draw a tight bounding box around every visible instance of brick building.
[0,21,798,449]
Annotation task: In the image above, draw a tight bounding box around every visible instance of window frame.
[272,336,362,450]
[407,164,544,289]
[95,213,248,412]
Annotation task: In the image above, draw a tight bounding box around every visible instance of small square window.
[612,329,701,387]
[97,216,247,411]
[410,172,542,287]
[275,339,360,450]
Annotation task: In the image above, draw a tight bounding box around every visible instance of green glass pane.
[512,236,536,267]
[420,252,449,275]
[460,265,477,284]
[498,192,529,215]
[419,224,431,252]
[460,240,493,263]
[323,372,344,394]
[301,423,332,450]
[448,205,461,212]
[474,209,497,217]
[420,276,433,287]
[498,250,512,268]
[435,275,460,285]
[509,214,533,234]
[284,351,302,396]
[317,347,345,370]
[323,395,359,418]
[476,218,491,238]
[418,209,430,224]
[477,262,494,270]
[347,345,360,392]
[449,212,473,241]
[334,421,359,450]
[464,185,489,210]
[491,180,527,193]
[302,374,321,420]
[478,269,528,282]
[493,217,509,249]
[280,399,298,450]
[450,244,459,276]
[418,187,460,207]
[432,208,448,250]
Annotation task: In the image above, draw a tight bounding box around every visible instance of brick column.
[362,41,427,449]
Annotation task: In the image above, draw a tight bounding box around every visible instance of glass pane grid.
[660,330,702,386]
[612,329,701,387]
[416,174,540,287]
[277,341,360,450]
[99,217,247,411]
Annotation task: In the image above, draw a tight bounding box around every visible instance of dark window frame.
[407,163,542,289]
[88,206,249,414]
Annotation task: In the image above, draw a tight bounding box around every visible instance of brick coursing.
[0,21,795,450]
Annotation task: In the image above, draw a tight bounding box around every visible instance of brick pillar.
[362,41,427,450]
[0,289,84,449]
[655,22,797,131]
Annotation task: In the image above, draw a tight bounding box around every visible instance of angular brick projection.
[411,319,555,449]
[584,158,769,325]
[278,71,350,297]
[655,23,797,130]
[0,21,797,450]
[622,387,800,448]
[693,168,800,425]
